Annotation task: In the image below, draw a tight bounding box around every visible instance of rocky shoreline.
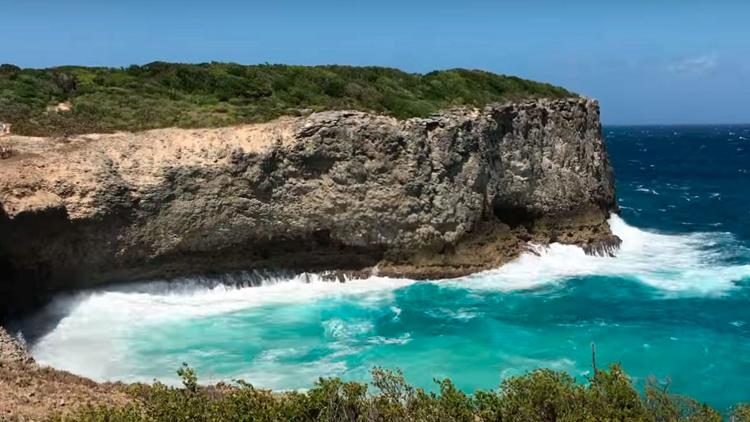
[0,326,132,419]
[0,97,618,320]
[0,97,619,419]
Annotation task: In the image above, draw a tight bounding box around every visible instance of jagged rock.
[0,98,618,318]
[0,326,33,366]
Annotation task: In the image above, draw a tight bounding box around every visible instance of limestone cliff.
[0,98,618,318]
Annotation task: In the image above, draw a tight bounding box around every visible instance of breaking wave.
[16,214,750,387]
[458,214,750,295]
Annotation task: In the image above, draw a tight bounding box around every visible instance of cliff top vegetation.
[0,62,573,136]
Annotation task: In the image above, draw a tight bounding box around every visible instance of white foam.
[42,272,413,323]
[456,215,750,295]
[635,187,660,195]
[23,215,750,381]
[26,274,415,379]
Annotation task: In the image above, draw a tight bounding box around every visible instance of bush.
[54,363,748,422]
[0,63,574,137]
[644,376,722,422]
[732,404,750,421]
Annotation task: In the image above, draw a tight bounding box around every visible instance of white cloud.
[668,53,719,75]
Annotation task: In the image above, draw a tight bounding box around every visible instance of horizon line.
[603,122,750,127]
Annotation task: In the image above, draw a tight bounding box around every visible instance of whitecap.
[635,187,660,195]
[256,347,306,363]
[367,333,412,345]
[498,356,578,379]
[390,306,402,320]
[323,318,373,339]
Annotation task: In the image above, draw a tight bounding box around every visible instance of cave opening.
[492,204,537,229]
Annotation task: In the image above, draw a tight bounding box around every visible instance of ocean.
[18,125,750,411]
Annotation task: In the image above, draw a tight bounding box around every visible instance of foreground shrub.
[644,376,722,422]
[732,404,750,421]
[53,363,747,421]
[585,364,650,420]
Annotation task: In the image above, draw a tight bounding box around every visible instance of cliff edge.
[0,97,618,318]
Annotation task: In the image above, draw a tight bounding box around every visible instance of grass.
[51,363,749,421]
[0,62,574,136]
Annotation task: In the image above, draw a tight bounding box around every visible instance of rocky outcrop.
[0,98,618,319]
[0,326,32,366]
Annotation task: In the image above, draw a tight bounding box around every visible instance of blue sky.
[3,0,749,124]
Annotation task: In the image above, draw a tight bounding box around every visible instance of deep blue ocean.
[21,126,750,412]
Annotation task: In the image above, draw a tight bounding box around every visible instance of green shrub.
[0,63,574,137]
[495,368,589,421]
[51,362,746,422]
[644,376,721,422]
[732,404,750,421]
[585,364,650,420]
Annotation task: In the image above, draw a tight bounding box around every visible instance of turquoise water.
[22,126,750,411]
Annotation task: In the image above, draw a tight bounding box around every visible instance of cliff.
[0,97,618,319]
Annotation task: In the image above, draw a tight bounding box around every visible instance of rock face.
[0,98,618,319]
[0,326,32,366]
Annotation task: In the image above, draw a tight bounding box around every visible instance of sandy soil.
[0,327,131,421]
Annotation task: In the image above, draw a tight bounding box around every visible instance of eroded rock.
[0,98,618,318]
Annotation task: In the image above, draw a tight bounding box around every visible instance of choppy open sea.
[15,125,750,411]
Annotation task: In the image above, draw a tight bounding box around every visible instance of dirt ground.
[0,327,132,421]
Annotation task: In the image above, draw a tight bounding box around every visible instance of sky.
[3,0,749,125]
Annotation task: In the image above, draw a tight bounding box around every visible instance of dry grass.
[0,329,132,420]
[0,363,133,420]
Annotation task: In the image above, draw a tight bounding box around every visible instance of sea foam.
[457,215,750,295]
[20,215,750,382]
